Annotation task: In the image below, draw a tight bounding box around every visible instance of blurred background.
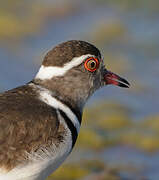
[0,0,159,179]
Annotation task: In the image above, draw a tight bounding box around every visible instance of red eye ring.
[84,57,99,72]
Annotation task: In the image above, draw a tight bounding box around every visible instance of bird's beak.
[104,70,130,88]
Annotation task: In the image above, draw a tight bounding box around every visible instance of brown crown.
[42,40,101,67]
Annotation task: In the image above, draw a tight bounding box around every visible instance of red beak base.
[104,70,130,88]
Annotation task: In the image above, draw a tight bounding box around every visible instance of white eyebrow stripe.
[35,54,94,80]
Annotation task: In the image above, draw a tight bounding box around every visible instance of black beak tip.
[118,82,130,88]
[119,77,130,87]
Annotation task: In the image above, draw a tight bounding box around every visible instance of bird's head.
[34,40,130,110]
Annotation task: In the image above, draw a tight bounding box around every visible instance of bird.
[0,40,130,180]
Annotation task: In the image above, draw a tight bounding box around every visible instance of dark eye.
[84,57,99,72]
